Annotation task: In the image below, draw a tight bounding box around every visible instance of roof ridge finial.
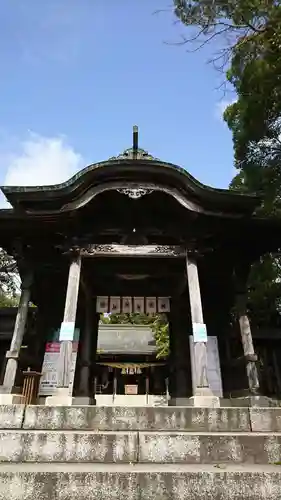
[108,127,159,161]
[133,125,138,158]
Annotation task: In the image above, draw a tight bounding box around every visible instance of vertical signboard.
[189,335,223,397]
[39,328,80,396]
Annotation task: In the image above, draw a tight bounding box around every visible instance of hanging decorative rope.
[96,362,166,369]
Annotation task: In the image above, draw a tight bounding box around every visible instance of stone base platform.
[0,429,281,464]
[1,405,281,499]
[1,464,281,499]
[11,404,281,432]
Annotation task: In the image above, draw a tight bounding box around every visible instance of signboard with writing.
[39,328,80,396]
[189,335,223,397]
[59,321,75,341]
[125,384,138,395]
[192,323,208,343]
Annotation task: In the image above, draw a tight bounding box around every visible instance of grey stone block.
[4,429,281,465]
[139,471,281,499]
[0,405,25,429]
[0,472,139,500]
[138,432,281,464]
[139,433,201,463]
[1,470,281,500]
[250,408,281,432]
[0,431,137,463]
[23,406,251,432]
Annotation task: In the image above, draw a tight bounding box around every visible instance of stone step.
[1,430,281,464]
[1,404,279,432]
[1,463,281,499]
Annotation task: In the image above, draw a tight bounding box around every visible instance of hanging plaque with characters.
[96,296,170,314]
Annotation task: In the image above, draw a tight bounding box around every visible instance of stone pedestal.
[188,387,220,407]
[189,395,220,408]
[230,395,276,408]
[45,388,73,406]
[73,396,96,405]
[169,397,191,406]
[0,392,24,405]
[169,388,220,407]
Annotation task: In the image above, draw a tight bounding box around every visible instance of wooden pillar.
[168,298,192,405]
[145,368,149,404]
[186,254,210,394]
[91,309,100,403]
[58,254,81,389]
[113,369,117,403]
[46,254,81,405]
[235,262,260,395]
[78,294,99,404]
[2,269,32,394]
[236,292,259,394]
[168,314,176,398]
[78,294,94,400]
[272,351,281,396]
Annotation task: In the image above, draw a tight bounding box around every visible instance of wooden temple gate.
[1,127,281,406]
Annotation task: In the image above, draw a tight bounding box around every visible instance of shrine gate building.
[1,127,281,407]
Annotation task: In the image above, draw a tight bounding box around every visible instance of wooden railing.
[22,368,42,405]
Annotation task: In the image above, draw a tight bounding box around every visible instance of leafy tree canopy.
[174,0,281,325]
[0,249,19,307]
[174,0,281,183]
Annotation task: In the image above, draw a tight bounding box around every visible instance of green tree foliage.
[150,315,170,358]
[100,313,169,358]
[173,1,281,324]
[224,2,281,324]
[173,1,279,68]
[0,292,19,308]
[247,255,281,325]
[0,249,19,307]
[173,1,281,188]
[173,0,281,206]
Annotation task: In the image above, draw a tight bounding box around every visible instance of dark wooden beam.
[79,244,185,258]
[133,125,138,157]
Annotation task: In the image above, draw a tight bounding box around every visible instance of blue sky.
[0,0,236,205]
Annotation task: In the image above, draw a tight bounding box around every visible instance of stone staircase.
[0,405,281,499]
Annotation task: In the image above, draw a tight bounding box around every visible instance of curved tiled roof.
[0,145,260,215]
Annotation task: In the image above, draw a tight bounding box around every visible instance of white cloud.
[215,98,236,121]
[0,133,83,207]
[4,133,82,186]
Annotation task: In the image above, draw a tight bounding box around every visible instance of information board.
[38,328,80,396]
[189,335,223,397]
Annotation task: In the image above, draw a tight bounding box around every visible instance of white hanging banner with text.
[96,296,108,313]
[134,297,145,314]
[122,297,132,313]
[146,297,157,314]
[109,296,121,313]
[157,297,170,313]
[96,296,170,314]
